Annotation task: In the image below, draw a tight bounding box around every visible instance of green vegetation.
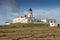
[0,23,49,28]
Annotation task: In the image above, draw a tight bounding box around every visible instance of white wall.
[50,23,58,27]
[41,19,56,24]
[5,23,10,25]
[41,19,47,23]
[12,17,28,23]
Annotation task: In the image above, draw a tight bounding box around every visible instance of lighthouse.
[28,8,33,18]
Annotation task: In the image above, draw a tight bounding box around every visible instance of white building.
[41,19,56,24]
[12,8,57,27]
[12,8,37,24]
[50,23,58,27]
[41,19,58,27]
[5,22,10,25]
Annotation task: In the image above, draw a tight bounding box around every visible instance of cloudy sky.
[0,0,60,25]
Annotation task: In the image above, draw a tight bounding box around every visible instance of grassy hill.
[0,23,60,40]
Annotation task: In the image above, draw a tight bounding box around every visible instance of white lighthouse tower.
[28,8,33,18]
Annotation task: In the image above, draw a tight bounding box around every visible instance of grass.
[0,23,49,29]
[0,23,60,40]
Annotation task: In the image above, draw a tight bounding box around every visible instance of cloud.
[33,8,60,23]
[1,0,20,12]
[0,0,20,25]
[0,0,60,25]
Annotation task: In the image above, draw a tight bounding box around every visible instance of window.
[52,24,53,25]
[51,21,52,23]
